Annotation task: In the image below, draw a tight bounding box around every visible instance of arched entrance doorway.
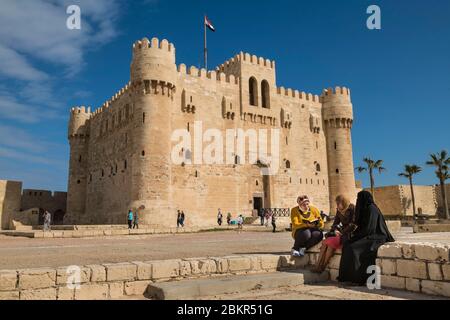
[53,210,65,225]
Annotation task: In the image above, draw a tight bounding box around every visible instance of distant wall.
[367,185,437,217]
[0,180,22,230]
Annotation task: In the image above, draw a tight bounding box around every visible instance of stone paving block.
[280,255,310,268]
[150,259,180,279]
[380,275,406,290]
[124,280,152,296]
[379,259,397,275]
[198,259,217,274]
[401,243,415,259]
[0,270,17,291]
[227,257,252,272]
[397,260,427,279]
[86,264,106,282]
[18,268,56,290]
[75,283,109,300]
[442,263,450,281]
[0,291,19,300]
[210,257,229,274]
[414,244,449,262]
[20,288,57,300]
[179,260,192,276]
[108,282,124,299]
[428,263,443,281]
[259,255,282,271]
[104,263,137,282]
[56,266,91,285]
[378,244,403,258]
[57,286,75,300]
[421,280,450,298]
[405,278,421,293]
[132,261,152,280]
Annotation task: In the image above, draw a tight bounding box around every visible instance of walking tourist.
[338,191,395,285]
[313,195,357,273]
[271,213,277,233]
[180,211,185,227]
[290,195,324,257]
[217,209,223,226]
[227,212,232,225]
[133,209,139,229]
[177,210,182,227]
[43,210,52,232]
[127,209,133,229]
[237,214,244,233]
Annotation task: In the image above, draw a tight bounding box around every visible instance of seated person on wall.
[338,190,395,285]
[313,195,357,273]
[291,195,325,257]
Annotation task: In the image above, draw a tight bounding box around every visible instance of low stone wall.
[309,242,450,297]
[0,242,449,300]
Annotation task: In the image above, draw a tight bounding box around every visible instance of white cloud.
[0,45,48,81]
[0,0,121,78]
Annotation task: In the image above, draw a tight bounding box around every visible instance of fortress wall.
[0,180,22,230]
[82,89,135,224]
[368,185,437,217]
[435,184,450,215]
[21,190,67,214]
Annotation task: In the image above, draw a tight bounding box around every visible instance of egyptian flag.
[205,15,215,32]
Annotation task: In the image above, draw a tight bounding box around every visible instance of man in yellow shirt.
[291,195,324,257]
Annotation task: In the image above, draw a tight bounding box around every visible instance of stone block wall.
[1,242,448,300]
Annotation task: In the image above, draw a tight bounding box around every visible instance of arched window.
[285,160,291,169]
[234,155,240,165]
[316,163,321,172]
[185,149,192,160]
[249,77,258,106]
[261,80,270,109]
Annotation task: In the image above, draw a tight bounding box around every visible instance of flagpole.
[203,15,208,70]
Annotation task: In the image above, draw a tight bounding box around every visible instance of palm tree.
[356,157,386,201]
[398,164,422,217]
[426,150,450,219]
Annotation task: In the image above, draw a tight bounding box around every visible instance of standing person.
[43,210,52,232]
[177,210,181,228]
[226,212,232,225]
[290,195,324,257]
[313,195,357,273]
[127,209,133,229]
[338,191,395,285]
[271,213,277,233]
[180,211,185,227]
[237,214,244,233]
[133,209,139,229]
[259,208,265,226]
[217,209,223,226]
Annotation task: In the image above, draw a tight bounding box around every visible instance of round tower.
[66,106,91,224]
[129,37,177,227]
[322,87,356,213]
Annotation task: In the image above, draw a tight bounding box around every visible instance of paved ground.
[0,227,449,270]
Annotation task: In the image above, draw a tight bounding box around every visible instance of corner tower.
[66,106,91,224]
[129,37,177,227]
[322,87,356,213]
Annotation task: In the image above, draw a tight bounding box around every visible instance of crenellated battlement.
[70,106,91,115]
[177,64,240,85]
[217,52,275,71]
[321,86,351,98]
[89,82,132,119]
[132,37,175,55]
[276,87,321,103]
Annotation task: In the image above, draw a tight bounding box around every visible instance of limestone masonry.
[66,37,357,227]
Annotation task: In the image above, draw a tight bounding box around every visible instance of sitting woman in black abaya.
[338,190,395,285]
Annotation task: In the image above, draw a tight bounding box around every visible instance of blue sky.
[0,0,449,191]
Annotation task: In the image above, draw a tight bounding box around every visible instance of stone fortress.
[65,36,357,228]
